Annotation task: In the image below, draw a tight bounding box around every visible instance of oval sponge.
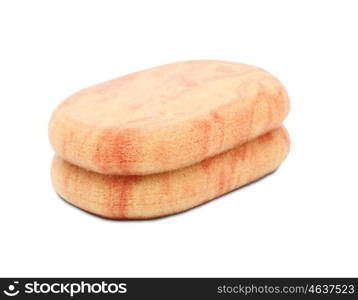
[51,127,290,219]
[49,60,289,175]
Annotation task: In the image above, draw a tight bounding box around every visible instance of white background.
[0,0,357,277]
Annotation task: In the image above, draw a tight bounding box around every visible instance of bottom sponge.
[51,126,290,219]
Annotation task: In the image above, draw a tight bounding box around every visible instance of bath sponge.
[49,60,289,175]
[51,127,289,219]
[49,60,290,219]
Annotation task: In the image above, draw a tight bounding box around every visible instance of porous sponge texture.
[51,127,290,219]
[49,60,289,175]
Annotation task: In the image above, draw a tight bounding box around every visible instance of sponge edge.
[49,60,289,176]
[51,126,290,219]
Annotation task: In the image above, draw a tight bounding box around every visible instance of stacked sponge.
[49,60,290,219]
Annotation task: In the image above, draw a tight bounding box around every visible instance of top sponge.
[49,60,289,175]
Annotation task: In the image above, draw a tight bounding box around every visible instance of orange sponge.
[51,127,289,219]
[49,60,289,175]
[49,60,290,219]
